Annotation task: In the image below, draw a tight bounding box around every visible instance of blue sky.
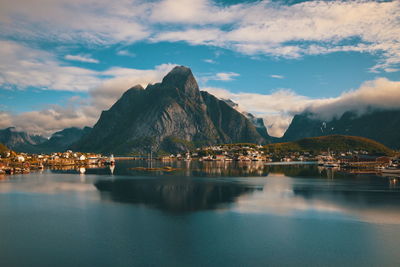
[0,0,399,136]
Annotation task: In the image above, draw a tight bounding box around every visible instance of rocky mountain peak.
[73,66,270,154]
[128,84,144,91]
[161,66,199,98]
[5,127,17,132]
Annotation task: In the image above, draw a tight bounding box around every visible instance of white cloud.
[65,54,99,63]
[11,106,95,136]
[203,59,216,64]
[151,28,224,46]
[201,72,240,83]
[204,78,400,137]
[0,40,174,94]
[0,111,12,129]
[0,0,150,45]
[149,0,239,24]
[1,0,399,71]
[270,74,284,79]
[116,49,136,57]
[308,78,400,120]
[0,40,101,92]
[214,72,239,81]
[384,68,399,73]
[151,0,400,72]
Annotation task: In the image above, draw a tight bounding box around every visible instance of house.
[213,155,226,161]
[87,156,99,164]
[160,156,173,161]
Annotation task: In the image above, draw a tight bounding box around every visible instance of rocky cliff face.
[282,109,400,149]
[74,66,270,154]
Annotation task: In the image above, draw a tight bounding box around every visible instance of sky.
[0,0,399,137]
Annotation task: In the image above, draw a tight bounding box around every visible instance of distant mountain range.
[283,110,400,150]
[1,66,399,154]
[0,126,91,153]
[36,127,92,153]
[73,66,271,154]
[0,127,47,152]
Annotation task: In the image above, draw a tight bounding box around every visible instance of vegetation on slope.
[264,135,394,156]
[0,143,11,158]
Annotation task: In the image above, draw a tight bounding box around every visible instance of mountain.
[265,135,394,156]
[282,110,400,149]
[74,66,270,154]
[221,98,271,140]
[0,127,47,152]
[36,127,92,153]
[242,112,271,140]
[0,126,92,153]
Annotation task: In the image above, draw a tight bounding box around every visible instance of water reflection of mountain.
[94,178,262,213]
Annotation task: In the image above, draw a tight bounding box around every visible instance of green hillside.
[264,135,394,156]
[0,143,10,158]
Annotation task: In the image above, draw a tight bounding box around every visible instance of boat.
[252,156,263,162]
[105,154,115,165]
[381,165,400,174]
[324,162,340,168]
[109,165,115,175]
[184,153,191,161]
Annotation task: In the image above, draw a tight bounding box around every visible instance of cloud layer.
[0,40,101,91]
[205,78,400,137]
[150,0,400,72]
[65,54,99,64]
[1,0,399,71]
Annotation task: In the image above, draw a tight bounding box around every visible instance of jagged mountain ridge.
[74,66,271,154]
[35,127,92,153]
[282,109,400,149]
[0,126,92,153]
[0,127,47,152]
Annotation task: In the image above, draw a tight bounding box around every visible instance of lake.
[1,160,399,266]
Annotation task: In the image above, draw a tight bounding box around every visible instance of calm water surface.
[1,160,399,266]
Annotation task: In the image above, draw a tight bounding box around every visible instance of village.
[0,150,111,175]
[159,143,400,173]
[1,143,399,176]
